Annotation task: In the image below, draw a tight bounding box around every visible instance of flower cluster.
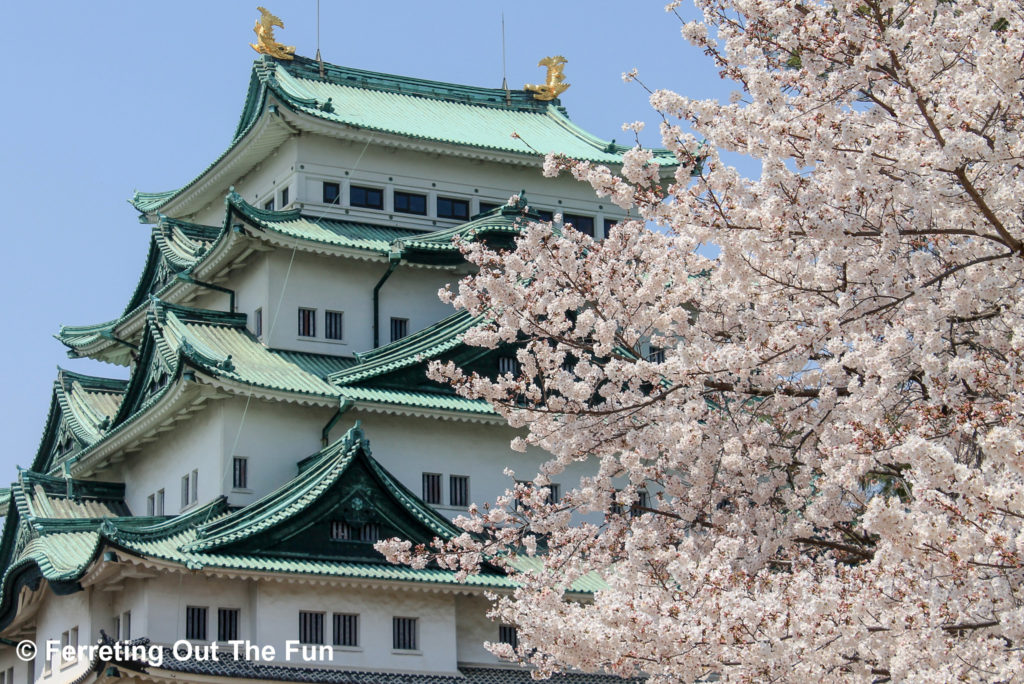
[379,1,1024,681]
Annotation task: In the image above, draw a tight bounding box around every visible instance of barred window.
[191,469,199,504]
[253,308,262,337]
[436,196,469,220]
[633,489,650,517]
[394,191,427,215]
[393,617,418,650]
[499,624,518,649]
[330,521,352,540]
[325,311,344,341]
[298,308,316,337]
[497,356,519,375]
[548,483,561,504]
[563,213,595,237]
[264,198,275,211]
[118,611,131,640]
[323,181,340,204]
[422,473,442,505]
[147,494,155,516]
[181,475,190,508]
[280,187,289,207]
[156,489,165,516]
[299,611,325,645]
[359,523,381,543]
[233,457,248,489]
[449,475,469,508]
[648,346,666,363]
[333,613,359,647]
[186,606,208,640]
[390,317,409,342]
[218,608,240,642]
[350,185,383,210]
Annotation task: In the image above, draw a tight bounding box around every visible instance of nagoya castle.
[0,10,658,683]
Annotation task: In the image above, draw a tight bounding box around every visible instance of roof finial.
[316,0,325,78]
[251,7,296,61]
[501,12,510,106]
[524,56,569,101]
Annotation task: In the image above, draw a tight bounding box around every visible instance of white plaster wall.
[218,397,335,507]
[336,413,600,525]
[0,647,29,683]
[142,573,252,646]
[32,588,94,683]
[455,595,506,666]
[120,403,225,516]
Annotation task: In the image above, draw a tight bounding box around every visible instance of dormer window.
[394,191,426,216]
[350,185,383,210]
[437,196,469,221]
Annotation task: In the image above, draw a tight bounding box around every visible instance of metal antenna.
[501,11,510,105]
[316,0,325,78]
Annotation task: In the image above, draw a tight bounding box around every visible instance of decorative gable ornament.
[525,55,570,101]
[250,6,295,61]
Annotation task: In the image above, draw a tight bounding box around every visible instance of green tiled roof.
[330,310,484,385]
[132,54,675,215]
[225,192,418,253]
[337,386,494,415]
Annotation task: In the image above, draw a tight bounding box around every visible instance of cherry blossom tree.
[380,1,1024,680]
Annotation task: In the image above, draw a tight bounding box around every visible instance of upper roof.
[131,54,674,215]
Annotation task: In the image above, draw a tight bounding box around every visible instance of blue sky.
[0,2,736,479]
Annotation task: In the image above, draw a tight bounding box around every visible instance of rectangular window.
[498,356,519,375]
[548,483,561,504]
[392,617,418,650]
[648,346,666,363]
[390,317,409,342]
[146,494,155,516]
[394,191,427,215]
[191,469,199,504]
[563,213,595,237]
[186,606,208,640]
[218,608,240,642]
[330,521,352,540]
[499,624,519,649]
[603,218,617,238]
[633,489,650,517]
[280,187,289,207]
[325,311,344,341]
[253,308,263,337]
[156,489,165,516]
[449,475,469,507]
[323,181,341,204]
[350,185,383,209]
[298,308,316,337]
[422,473,442,505]
[359,523,381,543]
[333,613,359,647]
[436,196,469,220]
[478,201,500,214]
[120,611,131,640]
[299,612,325,645]
[264,198,275,211]
[233,457,248,490]
[181,475,190,508]
[536,209,554,222]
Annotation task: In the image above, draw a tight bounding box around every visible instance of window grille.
[325,311,344,340]
[330,521,352,540]
[394,191,427,215]
[499,624,519,649]
[497,356,519,375]
[333,613,359,647]
[298,308,316,337]
[218,608,240,642]
[359,523,380,543]
[186,606,208,640]
[181,475,190,508]
[147,494,155,516]
[449,475,469,507]
[264,199,274,211]
[436,196,469,220]
[233,457,248,489]
[390,317,409,342]
[299,612,325,644]
[156,489,165,515]
[253,308,262,337]
[392,617,418,650]
[548,483,561,504]
[280,187,289,207]
[648,347,666,363]
[191,469,198,504]
[323,181,340,204]
[633,489,650,517]
[422,473,442,505]
[350,185,383,209]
